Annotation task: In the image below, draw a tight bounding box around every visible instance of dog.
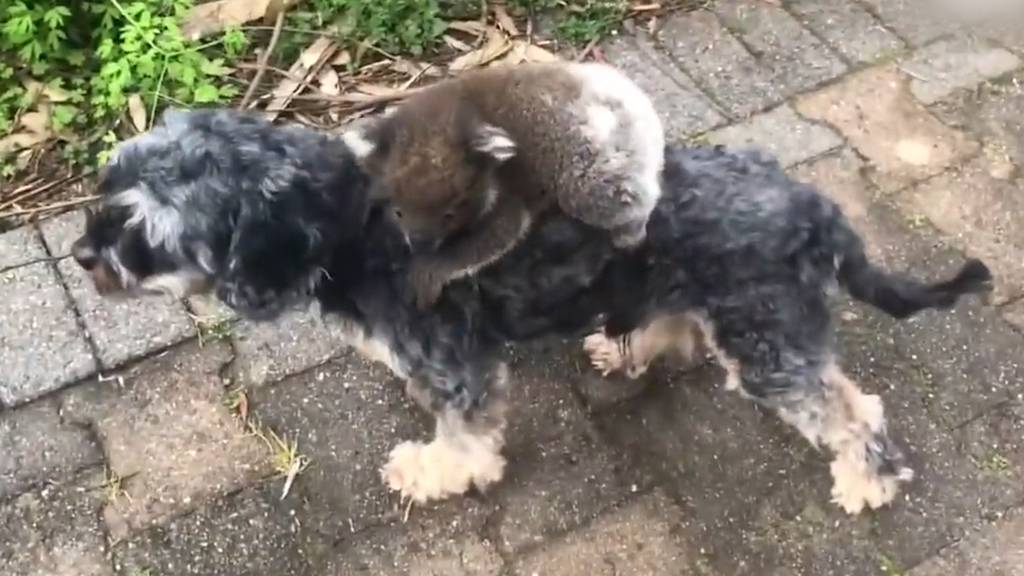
[344,62,664,308]
[72,108,992,514]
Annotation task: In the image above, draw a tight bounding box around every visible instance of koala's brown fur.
[348,62,664,308]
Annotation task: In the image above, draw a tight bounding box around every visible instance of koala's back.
[462,63,665,229]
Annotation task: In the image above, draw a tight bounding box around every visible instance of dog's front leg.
[381,363,509,504]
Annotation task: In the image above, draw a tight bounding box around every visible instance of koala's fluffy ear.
[470,123,516,163]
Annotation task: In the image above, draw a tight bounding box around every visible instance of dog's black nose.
[71,239,98,270]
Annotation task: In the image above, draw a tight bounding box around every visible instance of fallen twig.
[576,36,601,62]
[0,172,92,212]
[239,8,287,110]
[0,254,71,275]
[0,195,99,219]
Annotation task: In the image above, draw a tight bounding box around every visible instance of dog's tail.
[832,219,992,319]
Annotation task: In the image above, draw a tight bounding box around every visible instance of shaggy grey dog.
[71,108,991,513]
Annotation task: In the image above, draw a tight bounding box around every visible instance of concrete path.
[3,1,1024,574]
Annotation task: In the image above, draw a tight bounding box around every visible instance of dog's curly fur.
[72,108,992,513]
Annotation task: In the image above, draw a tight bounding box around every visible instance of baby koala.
[345,61,665,308]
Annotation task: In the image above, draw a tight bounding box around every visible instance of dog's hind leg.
[583,313,702,379]
[760,362,914,514]
[381,364,509,504]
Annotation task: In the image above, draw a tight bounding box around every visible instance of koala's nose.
[71,239,98,270]
[407,232,438,253]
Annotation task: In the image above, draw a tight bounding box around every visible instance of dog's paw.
[583,332,625,377]
[382,439,505,504]
[829,453,914,515]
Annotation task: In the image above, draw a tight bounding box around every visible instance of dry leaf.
[127,94,147,133]
[318,67,341,96]
[493,5,520,36]
[495,41,527,66]
[449,28,512,72]
[317,67,342,122]
[0,106,53,155]
[523,43,560,63]
[630,3,662,11]
[443,34,474,53]
[356,83,399,97]
[182,0,299,40]
[391,59,442,79]
[331,50,353,68]
[263,36,337,120]
[447,20,488,36]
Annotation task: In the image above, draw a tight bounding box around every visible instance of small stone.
[900,35,1021,105]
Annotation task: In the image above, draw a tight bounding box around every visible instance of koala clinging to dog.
[345,61,665,308]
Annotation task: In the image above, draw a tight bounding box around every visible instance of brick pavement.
[2,1,1024,574]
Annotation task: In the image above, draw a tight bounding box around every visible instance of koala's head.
[346,99,517,253]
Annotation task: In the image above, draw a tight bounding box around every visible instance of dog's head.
[344,93,515,253]
[72,108,370,319]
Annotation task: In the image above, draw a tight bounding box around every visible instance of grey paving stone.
[898,157,1024,304]
[512,492,701,576]
[0,470,113,576]
[1004,299,1024,332]
[0,260,97,406]
[901,34,1021,104]
[231,305,350,387]
[712,0,848,94]
[795,65,980,192]
[62,342,268,542]
[706,104,843,167]
[788,0,906,64]
[248,350,426,538]
[0,398,102,500]
[495,429,652,555]
[38,210,196,369]
[113,482,320,576]
[858,0,960,46]
[928,70,1024,173]
[602,32,726,138]
[0,225,46,267]
[325,499,500,575]
[909,506,1024,576]
[658,10,782,118]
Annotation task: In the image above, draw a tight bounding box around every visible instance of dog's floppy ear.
[215,199,328,318]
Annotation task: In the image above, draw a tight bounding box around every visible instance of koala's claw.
[410,264,444,310]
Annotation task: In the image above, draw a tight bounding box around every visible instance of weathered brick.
[658,10,780,118]
[247,349,423,537]
[61,342,268,541]
[0,471,113,576]
[706,104,842,167]
[897,157,1024,303]
[0,225,45,266]
[0,398,102,500]
[325,493,500,575]
[713,0,848,92]
[788,0,906,64]
[0,259,96,406]
[795,65,979,192]
[39,210,196,370]
[909,507,1024,576]
[602,32,725,138]
[512,492,698,575]
[496,430,650,554]
[113,482,319,576]
[231,305,350,387]
[901,35,1021,104]
[858,0,958,46]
